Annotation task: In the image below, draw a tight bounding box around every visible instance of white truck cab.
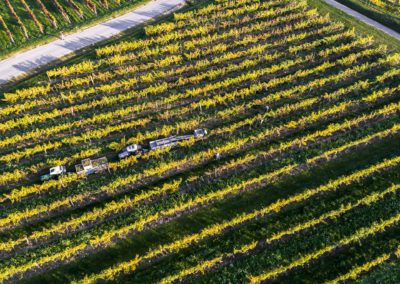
[118,144,142,159]
[41,165,67,181]
[49,166,67,176]
[126,144,141,153]
[194,129,207,138]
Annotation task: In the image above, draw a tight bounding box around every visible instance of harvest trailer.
[75,157,109,176]
[149,129,207,151]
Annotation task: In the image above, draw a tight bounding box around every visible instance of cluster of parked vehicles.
[40,129,207,181]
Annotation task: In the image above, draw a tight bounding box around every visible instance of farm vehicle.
[40,166,67,181]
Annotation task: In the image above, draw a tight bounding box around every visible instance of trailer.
[149,129,207,151]
[40,166,66,181]
[75,157,109,176]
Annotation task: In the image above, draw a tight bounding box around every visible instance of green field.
[0,0,148,58]
[335,0,400,33]
[0,0,400,283]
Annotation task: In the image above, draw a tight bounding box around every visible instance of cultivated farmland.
[0,0,400,283]
[0,0,143,55]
